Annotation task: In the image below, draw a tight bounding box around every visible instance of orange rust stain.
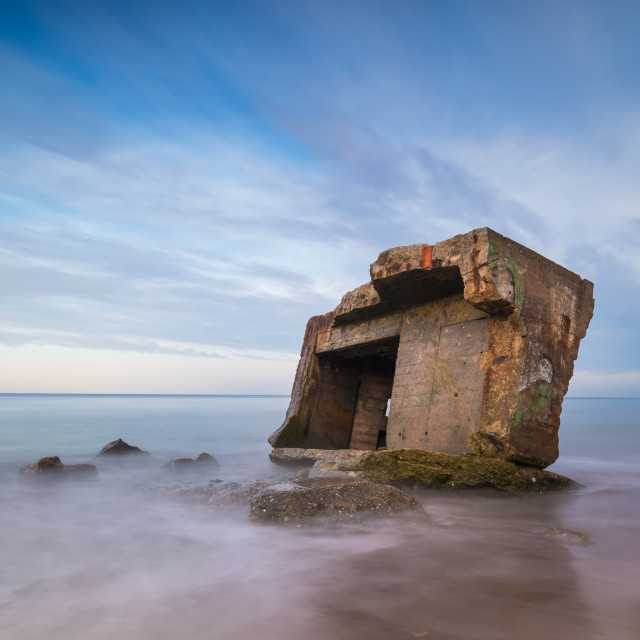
[420,245,433,269]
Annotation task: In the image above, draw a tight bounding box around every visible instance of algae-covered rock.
[269,447,574,492]
[353,449,573,492]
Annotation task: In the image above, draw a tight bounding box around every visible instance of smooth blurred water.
[0,395,638,640]
[0,394,286,480]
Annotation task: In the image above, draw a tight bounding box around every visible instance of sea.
[0,394,638,640]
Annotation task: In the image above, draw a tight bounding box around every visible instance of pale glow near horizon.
[2,344,639,398]
[0,345,297,395]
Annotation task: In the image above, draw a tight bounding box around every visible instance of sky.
[1,0,639,396]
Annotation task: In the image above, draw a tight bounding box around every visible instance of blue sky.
[1,0,639,395]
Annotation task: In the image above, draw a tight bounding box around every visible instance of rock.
[270,448,370,477]
[20,456,98,480]
[309,459,366,479]
[270,447,574,492]
[269,448,347,466]
[21,456,64,474]
[64,463,99,476]
[164,452,219,470]
[545,526,592,546]
[97,438,149,457]
[269,228,594,469]
[248,477,424,525]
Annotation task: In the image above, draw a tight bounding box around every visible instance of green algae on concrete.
[353,449,574,492]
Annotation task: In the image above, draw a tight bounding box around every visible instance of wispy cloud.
[1,0,639,393]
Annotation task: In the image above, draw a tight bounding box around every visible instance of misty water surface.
[0,395,638,640]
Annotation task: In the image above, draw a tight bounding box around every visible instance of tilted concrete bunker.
[270,228,594,468]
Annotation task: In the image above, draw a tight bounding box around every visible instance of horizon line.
[0,393,638,400]
[0,392,291,398]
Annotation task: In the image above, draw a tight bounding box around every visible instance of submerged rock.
[150,480,268,506]
[545,526,592,546]
[249,477,424,525]
[271,447,574,493]
[97,438,149,457]
[164,452,219,470]
[20,456,98,480]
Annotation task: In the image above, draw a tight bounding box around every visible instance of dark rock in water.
[65,463,97,474]
[97,438,149,457]
[21,456,65,474]
[164,452,219,470]
[249,477,424,525]
[20,456,98,480]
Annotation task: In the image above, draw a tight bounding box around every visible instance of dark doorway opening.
[317,336,398,450]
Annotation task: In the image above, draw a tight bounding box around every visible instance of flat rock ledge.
[270,448,574,493]
[20,456,98,481]
[249,477,424,525]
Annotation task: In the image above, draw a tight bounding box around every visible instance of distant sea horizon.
[0,392,637,399]
[0,392,290,397]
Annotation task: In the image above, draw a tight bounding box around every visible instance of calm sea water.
[0,395,638,640]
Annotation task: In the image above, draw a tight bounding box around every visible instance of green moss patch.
[353,449,573,493]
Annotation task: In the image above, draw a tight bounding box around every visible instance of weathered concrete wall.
[270,228,594,468]
[386,295,488,454]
